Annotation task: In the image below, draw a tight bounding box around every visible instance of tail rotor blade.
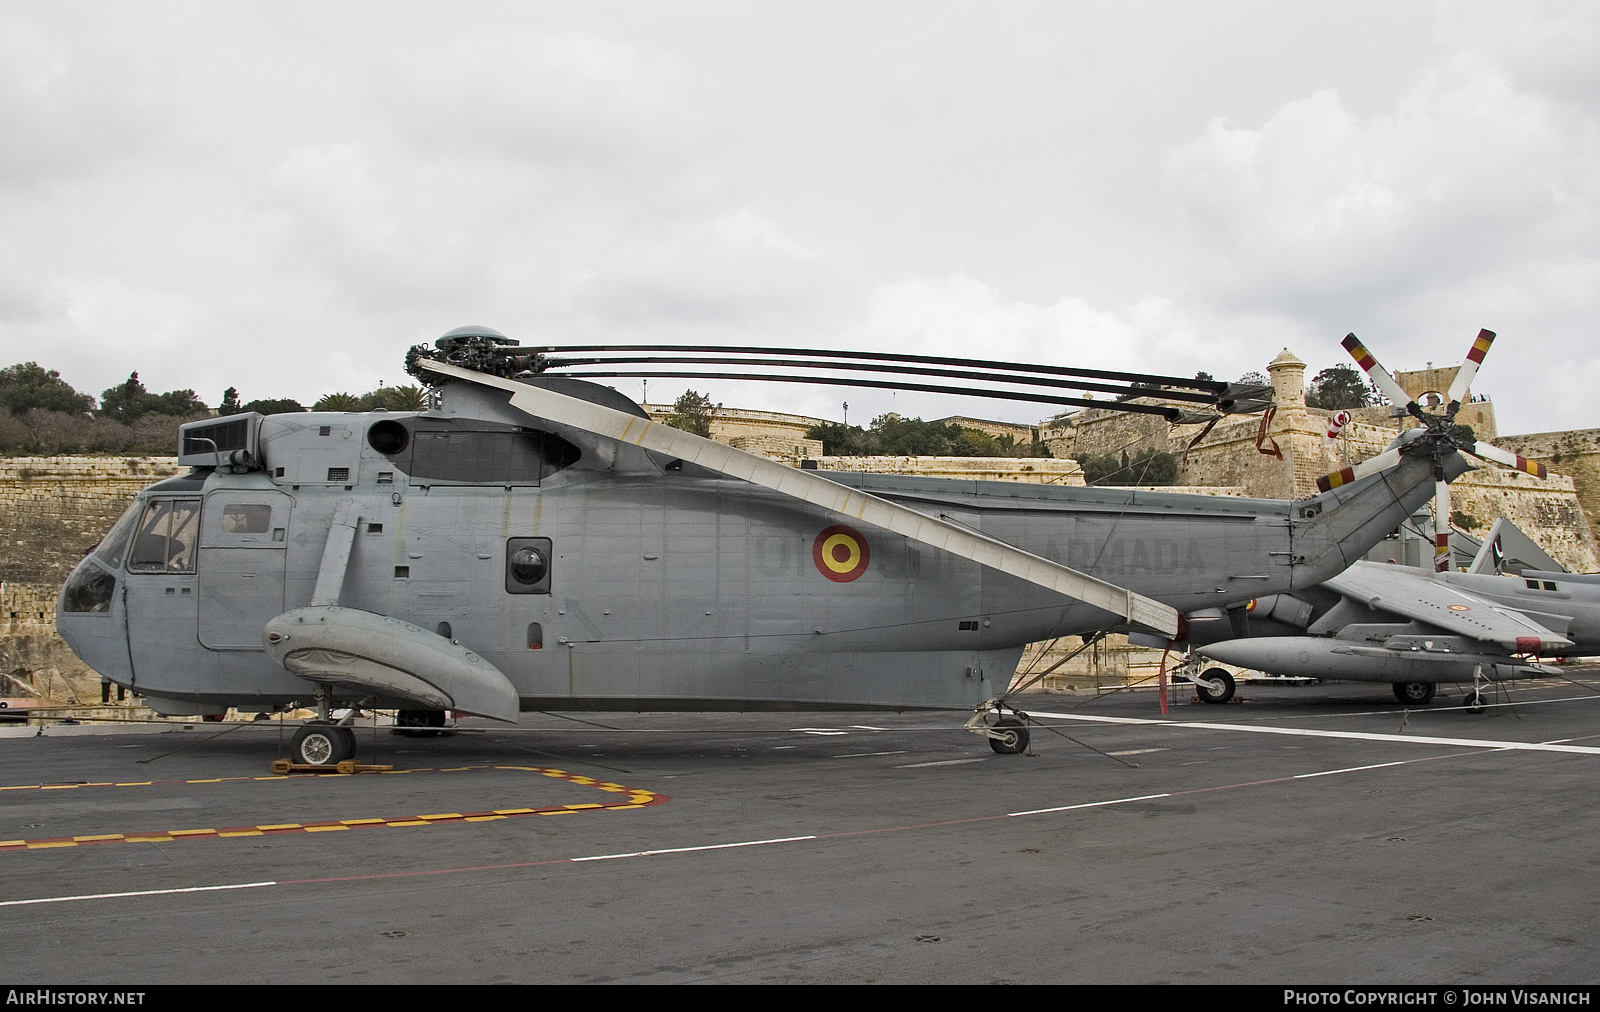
[1342,333,1415,412]
[1315,447,1404,493]
[1434,478,1452,572]
[1445,329,1495,409]
[1465,439,1548,479]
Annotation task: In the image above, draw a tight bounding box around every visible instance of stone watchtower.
[1267,348,1306,410]
[1260,348,1309,493]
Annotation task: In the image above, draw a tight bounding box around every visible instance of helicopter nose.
[55,557,135,688]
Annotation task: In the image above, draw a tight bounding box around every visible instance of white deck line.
[1023,710,1600,756]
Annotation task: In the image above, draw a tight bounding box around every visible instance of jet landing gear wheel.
[988,716,1030,755]
[291,723,356,766]
[1393,682,1437,705]
[1462,689,1487,714]
[395,709,448,737]
[1195,667,1236,704]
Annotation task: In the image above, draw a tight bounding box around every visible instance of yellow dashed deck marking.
[0,765,667,852]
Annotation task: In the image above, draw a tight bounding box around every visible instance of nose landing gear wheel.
[1462,690,1487,714]
[988,716,1030,755]
[1195,667,1236,704]
[1393,681,1437,705]
[291,724,357,766]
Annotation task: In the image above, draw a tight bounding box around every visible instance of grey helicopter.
[55,326,1465,766]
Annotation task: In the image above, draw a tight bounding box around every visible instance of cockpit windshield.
[92,500,143,569]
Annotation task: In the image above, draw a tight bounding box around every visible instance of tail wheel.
[1196,667,1236,704]
[988,716,1030,755]
[1393,682,1437,705]
[291,723,356,766]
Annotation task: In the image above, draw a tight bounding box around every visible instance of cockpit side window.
[220,504,272,534]
[127,499,201,574]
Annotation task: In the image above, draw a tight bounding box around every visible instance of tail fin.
[1467,518,1507,575]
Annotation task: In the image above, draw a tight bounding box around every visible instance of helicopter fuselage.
[55,383,1455,716]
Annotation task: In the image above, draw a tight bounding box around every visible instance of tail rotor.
[1317,329,1546,572]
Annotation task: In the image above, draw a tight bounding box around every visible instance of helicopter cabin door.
[197,490,292,650]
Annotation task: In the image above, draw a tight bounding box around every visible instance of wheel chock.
[270,759,395,775]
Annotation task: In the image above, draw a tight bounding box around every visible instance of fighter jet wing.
[1322,561,1571,652]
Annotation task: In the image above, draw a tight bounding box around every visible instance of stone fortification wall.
[1495,429,1600,552]
[0,456,179,587]
[0,580,105,706]
[1037,347,1596,576]
[1446,467,1599,572]
[1056,405,1169,464]
[728,433,824,463]
[817,456,1086,484]
[644,404,827,447]
[0,457,178,710]
[932,416,1037,442]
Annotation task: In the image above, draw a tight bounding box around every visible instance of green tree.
[153,388,206,416]
[314,392,363,411]
[1077,448,1178,486]
[0,363,94,416]
[1306,364,1373,409]
[805,421,872,455]
[98,372,156,424]
[665,390,720,438]
[240,397,305,415]
[872,415,962,455]
[219,387,241,415]
[358,384,427,411]
[99,372,207,423]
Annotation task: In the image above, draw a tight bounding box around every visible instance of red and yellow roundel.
[812,525,870,583]
[1448,604,1472,612]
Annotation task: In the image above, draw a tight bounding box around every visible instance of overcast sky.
[2,1,1595,434]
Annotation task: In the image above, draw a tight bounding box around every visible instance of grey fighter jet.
[1190,519,1598,709]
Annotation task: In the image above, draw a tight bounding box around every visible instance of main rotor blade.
[555,368,1191,421]
[417,358,1180,638]
[1342,333,1415,414]
[1445,329,1495,409]
[1464,439,1548,478]
[523,343,1229,395]
[1315,447,1404,493]
[1434,478,1452,572]
[545,354,1224,406]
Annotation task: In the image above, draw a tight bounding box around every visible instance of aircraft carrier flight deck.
[3,675,1599,985]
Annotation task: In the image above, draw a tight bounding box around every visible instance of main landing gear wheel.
[988,716,1031,755]
[1393,681,1437,705]
[1462,690,1487,714]
[1195,667,1236,704]
[396,709,448,737]
[291,723,356,766]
